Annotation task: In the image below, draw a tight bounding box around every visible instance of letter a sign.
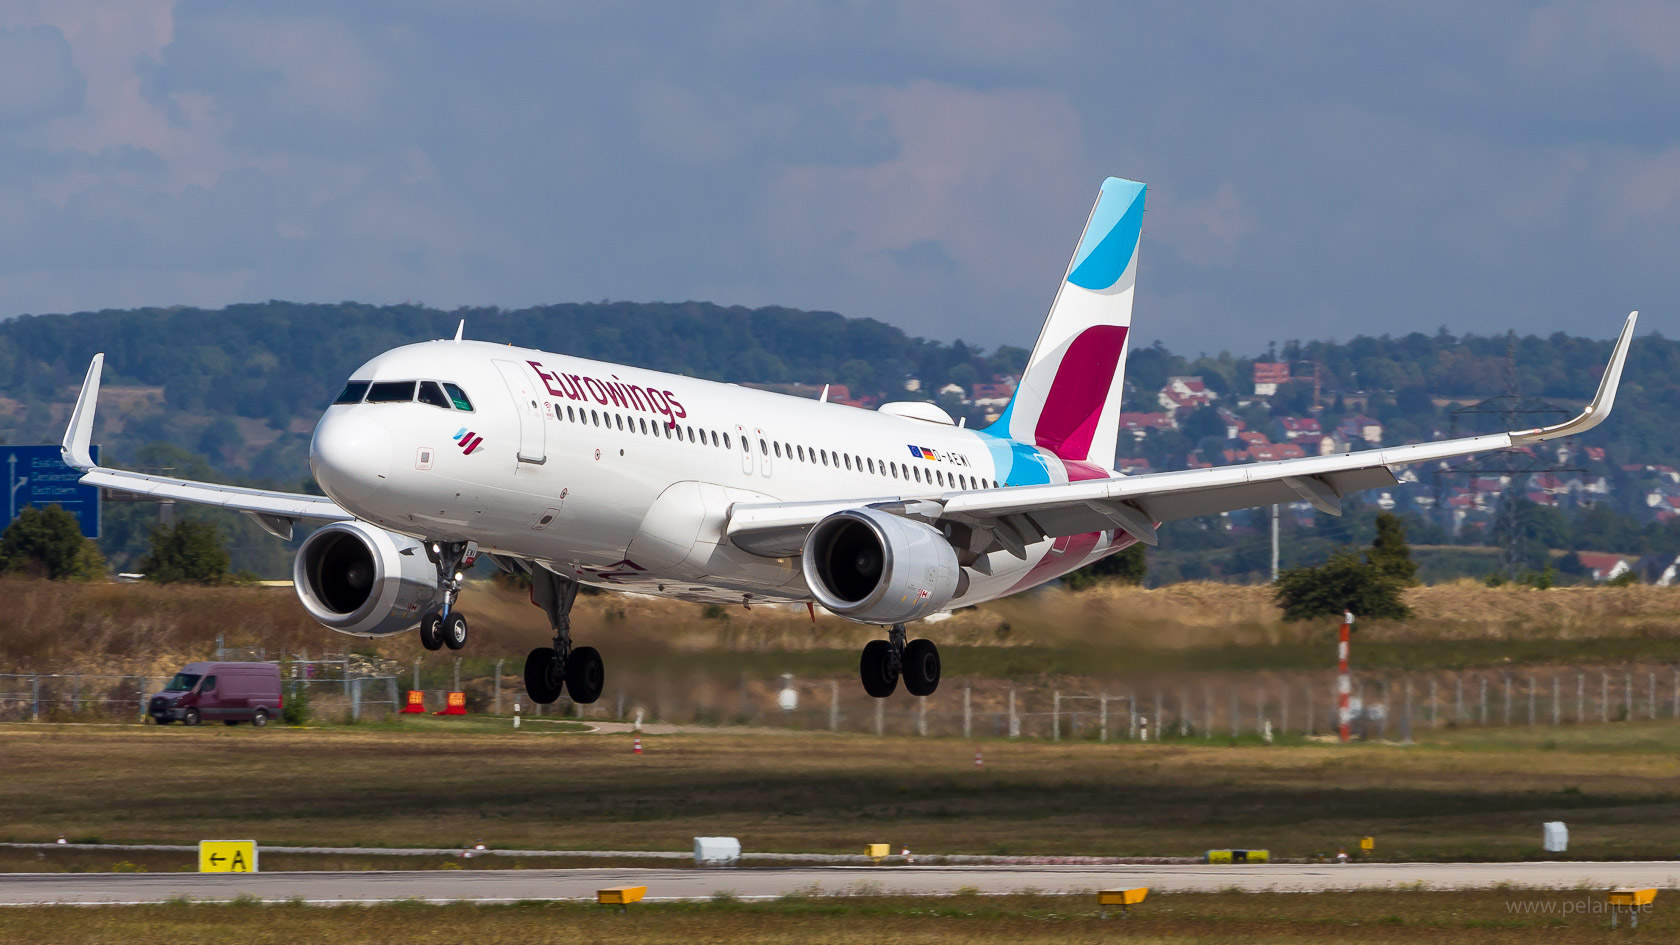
[199,839,259,873]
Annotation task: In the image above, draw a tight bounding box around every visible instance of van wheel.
[252,709,268,728]
[184,708,201,726]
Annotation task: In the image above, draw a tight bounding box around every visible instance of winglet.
[1511,311,1638,445]
[61,354,103,470]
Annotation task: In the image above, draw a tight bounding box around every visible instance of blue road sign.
[4,444,100,539]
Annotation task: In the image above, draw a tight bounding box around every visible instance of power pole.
[1270,504,1280,582]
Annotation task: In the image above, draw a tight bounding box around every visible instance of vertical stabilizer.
[990,177,1144,468]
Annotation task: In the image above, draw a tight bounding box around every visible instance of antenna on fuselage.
[453,320,465,342]
[819,384,829,403]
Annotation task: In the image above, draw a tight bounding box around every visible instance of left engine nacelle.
[293,521,442,637]
[801,508,962,624]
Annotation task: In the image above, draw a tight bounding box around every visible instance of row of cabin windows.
[334,380,474,411]
[758,437,996,491]
[556,403,733,450]
[553,403,1000,492]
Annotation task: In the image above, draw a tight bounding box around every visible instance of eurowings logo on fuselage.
[453,428,484,455]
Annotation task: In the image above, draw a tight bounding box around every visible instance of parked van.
[149,662,283,727]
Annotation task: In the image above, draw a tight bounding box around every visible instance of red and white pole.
[1337,609,1354,743]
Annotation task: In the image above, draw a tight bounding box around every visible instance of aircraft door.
[493,360,547,465]
[735,424,752,475]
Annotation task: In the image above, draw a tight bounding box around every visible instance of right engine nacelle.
[801,508,961,624]
[293,521,442,637]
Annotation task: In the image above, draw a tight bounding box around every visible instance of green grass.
[4,721,1680,863]
[0,891,1667,944]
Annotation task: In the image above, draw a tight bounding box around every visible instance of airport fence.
[0,670,404,724]
[432,660,1680,741]
[9,661,1680,738]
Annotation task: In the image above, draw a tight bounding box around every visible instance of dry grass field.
[9,576,1680,678]
[3,721,1680,861]
[0,891,1668,945]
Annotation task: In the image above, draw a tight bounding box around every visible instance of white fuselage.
[309,340,1132,609]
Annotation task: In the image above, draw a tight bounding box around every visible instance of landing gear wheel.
[252,708,268,728]
[184,708,201,726]
[442,612,469,650]
[419,612,444,651]
[524,647,564,704]
[903,639,941,696]
[861,639,899,698]
[565,645,605,704]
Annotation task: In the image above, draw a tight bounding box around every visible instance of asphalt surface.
[4,862,1680,905]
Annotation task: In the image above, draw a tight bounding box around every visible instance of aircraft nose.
[310,411,392,504]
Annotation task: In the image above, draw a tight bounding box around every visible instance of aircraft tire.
[419,613,444,651]
[566,646,605,705]
[524,647,564,704]
[902,639,940,697]
[860,639,898,698]
[442,612,469,650]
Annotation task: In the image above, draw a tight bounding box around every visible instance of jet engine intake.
[293,521,442,636]
[801,508,960,624]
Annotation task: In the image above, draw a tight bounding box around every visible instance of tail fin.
[989,177,1144,468]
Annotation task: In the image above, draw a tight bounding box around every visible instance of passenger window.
[333,381,369,405]
[844,454,852,470]
[773,442,782,458]
[914,467,922,483]
[891,464,899,479]
[417,381,451,409]
[366,380,417,403]
[442,383,473,411]
[797,446,806,462]
[867,458,875,474]
[591,410,600,426]
[723,433,732,450]
[567,406,576,422]
[615,415,624,431]
[821,450,829,466]
[759,439,768,455]
[638,417,648,435]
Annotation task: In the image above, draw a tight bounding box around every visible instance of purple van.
[149,662,283,727]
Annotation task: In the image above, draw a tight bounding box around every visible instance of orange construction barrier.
[400,690,427,714]
[434,691,468,716]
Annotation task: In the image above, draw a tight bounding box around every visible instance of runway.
[4,861,1680,905]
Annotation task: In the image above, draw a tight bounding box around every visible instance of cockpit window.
[366,381,417,403]
[333,381,369,405]
[442,383,473,411]
[417,381,451,409]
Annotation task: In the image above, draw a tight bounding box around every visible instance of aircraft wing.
[727,312,1638,559]
[62,354,354,540]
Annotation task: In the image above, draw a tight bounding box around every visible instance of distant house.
[1575,552,1634,583]
[1335,415,1383,445]
[1249,443,1306,462]
[1252,361,1291,396]
[937,382,967,401]
[1158,376,1216,414]
[1293,433,1335,456]
[1277,416,1322,439]
[971,382,1015,406]
[1117,412,1177,437]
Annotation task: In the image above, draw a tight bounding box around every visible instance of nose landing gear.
[859,624,941,698]
[522,566,605,705]
[418,540,476,651]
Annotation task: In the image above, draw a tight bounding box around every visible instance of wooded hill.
[0,300,1674,579]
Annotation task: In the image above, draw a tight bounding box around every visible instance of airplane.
[59,177,1639,707]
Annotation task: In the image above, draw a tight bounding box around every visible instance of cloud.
[0,26,84,127]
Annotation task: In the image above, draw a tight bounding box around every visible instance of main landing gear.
[522,566,605,705]
[419,540,477,651]
[860,624,940,698]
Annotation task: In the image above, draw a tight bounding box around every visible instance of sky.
[0,1,1675,355]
